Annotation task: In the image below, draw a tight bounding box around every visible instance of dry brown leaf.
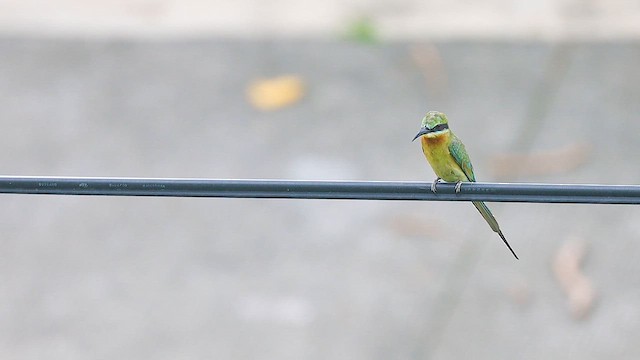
[552,237,596,320]
[246,75,305,111]
[409,44,448,98]
[387,213,443,238]
[491,142,591,178]
[507,281,532,308]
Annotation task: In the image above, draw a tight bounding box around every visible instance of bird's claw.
[430,178,442,193]
[455,181,463,194]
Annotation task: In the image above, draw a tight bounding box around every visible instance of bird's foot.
[430,178,442,193]
[455,181,463,194]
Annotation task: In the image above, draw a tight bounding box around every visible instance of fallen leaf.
[409,44,448,99]
[491,142,591,178]
[387,213,443,238]
[507,281,532,308]
[247,75,305,111]
[552,236,596,320]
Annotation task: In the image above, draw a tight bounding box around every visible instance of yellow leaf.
[247,75,305,111]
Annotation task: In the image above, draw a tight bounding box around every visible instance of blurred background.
[1,0,640,359]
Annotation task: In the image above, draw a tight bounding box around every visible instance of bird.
[412,111,518,259]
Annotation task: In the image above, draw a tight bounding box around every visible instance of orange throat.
[420,131,449,147]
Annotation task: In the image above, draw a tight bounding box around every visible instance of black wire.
[0,176,639,204]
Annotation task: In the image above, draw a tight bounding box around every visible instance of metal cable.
[0,176,638,204]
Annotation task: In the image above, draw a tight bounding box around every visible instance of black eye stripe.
[429,123,449,132]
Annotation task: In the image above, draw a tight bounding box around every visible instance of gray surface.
[0,38,639,359]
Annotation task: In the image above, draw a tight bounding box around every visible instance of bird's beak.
[412,127,430,142]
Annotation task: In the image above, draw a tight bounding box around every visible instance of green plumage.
[448,134,508,243]
[448,133,475,182]
[415,111,518,259]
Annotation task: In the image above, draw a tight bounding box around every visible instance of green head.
[412,111,450,141]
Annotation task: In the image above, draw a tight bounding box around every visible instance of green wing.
[449,133,518,259]
[448,133,476,182]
